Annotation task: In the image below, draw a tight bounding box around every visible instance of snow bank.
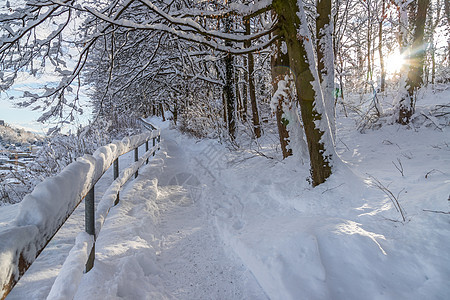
[46,142,160,300]
[95,144,160,237]
[0,128,160,299]
[166,92,450,300]
[45,232,94,300]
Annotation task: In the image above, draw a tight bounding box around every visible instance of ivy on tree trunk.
[271,38,293,159]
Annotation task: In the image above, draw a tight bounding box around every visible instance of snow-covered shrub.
[350,84,450,132]
[0,118,141,205]
[0,169,36,205]
[178,97,226,139]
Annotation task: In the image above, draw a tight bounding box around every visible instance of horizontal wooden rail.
[0,121,161,300]
[139,117,157,130]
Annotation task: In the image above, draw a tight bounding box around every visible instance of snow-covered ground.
[5,145,148,299]
[2,87,450,299]
[73,134,266,300]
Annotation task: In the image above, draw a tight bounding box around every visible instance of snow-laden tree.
[316,0,335,139]
[0,0,340,190]
[396,0,430,125]
[271,0,335,185]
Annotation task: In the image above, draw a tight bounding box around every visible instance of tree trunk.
[367,3,372,82]
[316,0,335,139]
[242,57,248,122]
[429,0,441,84]
[273,0,335,186]
[275,101,292,158]
[224,18,236,139]
[173,99,178,125]
[235,69,242,120]
[245,19,261,138]
[271,39,292,159]
[356,29,365,91]
[241,23,248,123]
[445,0,450,67]
[222,92,227,124]
[378,0,386,92]
[398,0,430,124]
[159,102,165,121]
[431,44,435,84]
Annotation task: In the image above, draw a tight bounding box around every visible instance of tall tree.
[273,0,335,185]
[425,0,442,84]
[445,0,450,67]
[316,0,336,138]
[244,18,262,138]
[377,0,387,92]
[333,0,352,104]
[398,0,430,124]
[224,17,236,139]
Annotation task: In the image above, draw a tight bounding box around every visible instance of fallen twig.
[321,183,345,194]
[392,158,404,177]
[421,113,443,131]
[367,174,406,222]
[425,169,445,178]
[423,209,450,215]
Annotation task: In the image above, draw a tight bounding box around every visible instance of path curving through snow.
[9,112,450,300]
[73,136,267,300]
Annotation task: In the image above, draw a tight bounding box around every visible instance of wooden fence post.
[113,158,119,205]
[145,141,149,164]
[134,148,138,178]
[85,186,95,272]
[152,137,156,157]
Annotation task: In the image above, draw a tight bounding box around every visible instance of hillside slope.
[0,123,42,146]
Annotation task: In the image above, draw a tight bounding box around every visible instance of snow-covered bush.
[0,117,141,205]
[347,84,450,132]
[178,98,225,139]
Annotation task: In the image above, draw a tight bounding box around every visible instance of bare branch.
[367,174,407,222]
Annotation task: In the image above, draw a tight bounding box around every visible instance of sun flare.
[385,52,405,74]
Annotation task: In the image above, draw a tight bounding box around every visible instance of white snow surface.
[3,87,450,299]
[0,129,159,299]
[46,143,160,300]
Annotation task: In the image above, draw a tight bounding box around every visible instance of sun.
[385,52,405,74]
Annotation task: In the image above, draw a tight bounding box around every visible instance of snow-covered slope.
[0,123,42,146]
[76,103,448,299]
[163,105,449,300]
[72,135,267,299]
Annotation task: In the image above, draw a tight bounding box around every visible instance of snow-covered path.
[73,136,267,299]
[4,96,450,300]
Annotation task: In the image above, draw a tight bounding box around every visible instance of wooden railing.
[0,119,161,300]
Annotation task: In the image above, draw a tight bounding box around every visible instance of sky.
[0,81,92,135]
[0,0,91,135]
[0,97,48,134]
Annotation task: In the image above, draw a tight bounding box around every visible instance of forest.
[0,0,448,196]
[0,1,449,299]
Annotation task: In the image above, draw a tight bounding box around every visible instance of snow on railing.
[0,120,161,300]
